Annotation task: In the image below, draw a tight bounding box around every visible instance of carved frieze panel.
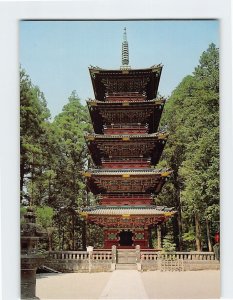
[87,214,165,228]
[95,177,161,193]
[100,109,152,123]
[101,77,150,94]
[99,141,155,157]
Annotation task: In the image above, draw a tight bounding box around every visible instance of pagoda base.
[104,228,149,249]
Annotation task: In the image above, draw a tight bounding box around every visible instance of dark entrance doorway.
[119,230,133,246]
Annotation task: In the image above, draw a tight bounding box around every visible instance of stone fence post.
[111,245,117,271]
[135,245,141,271]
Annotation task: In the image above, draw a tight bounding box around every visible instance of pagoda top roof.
[80,205,175,216]
[89,65,163,101]
[89,65,162,73]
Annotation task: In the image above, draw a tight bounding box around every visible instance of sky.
[20,20,219,118]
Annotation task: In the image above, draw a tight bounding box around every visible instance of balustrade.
[49,250,112,261]
[49,250,216,264]
[106,92,146,102]
[99,193,152,199]
[140,251,216,261]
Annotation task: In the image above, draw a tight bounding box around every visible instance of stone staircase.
[115,249,139,270]
[117,249,137,263]
[116,263,137,270]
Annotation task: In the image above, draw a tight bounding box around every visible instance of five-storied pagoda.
[81,28,175,249]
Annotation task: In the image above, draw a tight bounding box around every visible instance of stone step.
[116,263,138,270]
[37,265,61,274]
[117,249,136,253]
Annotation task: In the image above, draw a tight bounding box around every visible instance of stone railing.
[140,250,219,271]
[45,248,219,273]
[140,251,216,261]
[46,250,114,273]
[92,251,112,261]
[49,251,88,260]
[49,250,112,261]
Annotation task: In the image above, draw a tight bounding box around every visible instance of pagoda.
[81,28,175,249]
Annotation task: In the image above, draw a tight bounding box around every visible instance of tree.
[51,91,92,250]
[158,44,219,251]
[20,68,51,205]
[36,206,55,251]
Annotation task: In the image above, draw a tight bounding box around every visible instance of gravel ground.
[36,272,111,299]
[141,270,220,299]
[36,270,220,299]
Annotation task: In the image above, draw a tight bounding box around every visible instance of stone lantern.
[21,207,47,299]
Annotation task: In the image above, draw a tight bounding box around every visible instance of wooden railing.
[101,158,150,163]
[140,251,216,261]
[103,124,148,129]
[106,92,146,102]
[99,194,153,199]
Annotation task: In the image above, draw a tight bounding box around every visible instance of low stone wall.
[44,251,114,273]
[45,258,112,273]
[140,251,220,271]
[141,259,220,271]
[44,250,220,273]
[183,260,220,271]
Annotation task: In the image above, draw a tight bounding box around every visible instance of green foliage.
[20,70,95,250]
[182,230,196,251]
[35,206,54,228]
[159,43,219,251]
[52,90,92,209]
[20,67,52,205]
[20,206,27,225]
[162,234,176,253]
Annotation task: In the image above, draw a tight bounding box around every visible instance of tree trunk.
[157,224,162,249]
[72,213,75,250]
[62,229,65,250]
[206,219,213,252]
[82,220,87,250]
[20,165,25,203]
[177,210,183,250]
[173,178,183,250]
[148,227,153,248]
[48,232,52,251]
[194,212,202,251]
[58,222,61,250]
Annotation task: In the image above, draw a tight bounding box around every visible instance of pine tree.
[158,44,219,251]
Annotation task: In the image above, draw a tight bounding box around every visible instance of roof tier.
[80,205,175,228]
[87,98,165,134]
[89,65,163,101]
[85,132,168,166]
[83,169,172,195]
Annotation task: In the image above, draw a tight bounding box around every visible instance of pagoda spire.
[121,27,131,70]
